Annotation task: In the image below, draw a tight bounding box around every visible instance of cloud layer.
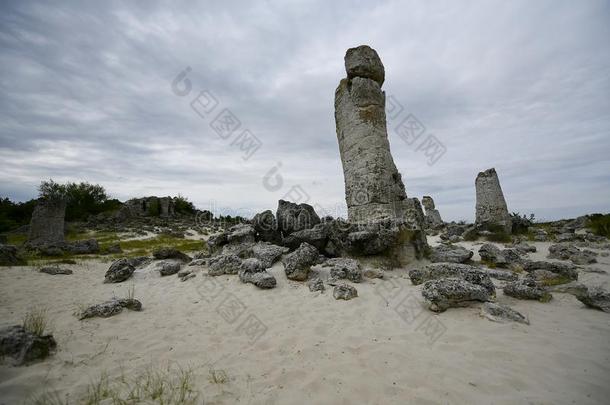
[1,0,609,221]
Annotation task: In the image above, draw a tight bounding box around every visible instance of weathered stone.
[252,210,281,243]
[322,257,363,283]
[573,286,610,313]
[333,284,358,300]
[422,278,494,312]
[0,244,24,266]
[503,279,552,302]
[39,266,72,275]
[127,256,151,268]
[548,243,597,265]
[363,267,384,279]
[157,260,181,276]
[276,200,320,236]
[26,199,66,247]
[238,258,276,289]
[422,196,444,229]
[79,298,142,319]
[104,259,135,283]
[409,263,495,295]
[122,196,175,218]
[478,244,522,267]
[308,277,325,292]
[226,224,256,245]
[250,242,289,268]
[513,241,536,254]
[208,254,243,276]
[430,244,473,263]
[282,223,329,251]
[282,242,319,281]
[480,302,529,324]
[207,231,229,252]
[484,268,518,281]
[475,168,511,233]
[522,260,578,281]
[152,247,191,263]
[105,243,122,254]
[0,325,57,365]
[344,44,385,85]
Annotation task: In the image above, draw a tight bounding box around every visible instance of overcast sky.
[1,0,609,221]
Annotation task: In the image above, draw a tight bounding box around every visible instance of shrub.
[23,307,49,336]
[588,213,610,238]
[174,195,196,214]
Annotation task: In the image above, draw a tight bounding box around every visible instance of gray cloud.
[1,0,609,221]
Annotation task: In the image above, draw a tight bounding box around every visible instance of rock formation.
[475,168,511,233]
[335,45,409,222]
[333,45,427,265]
[123,196,176,218]
[26,198,66,248]
[422,196,444,229]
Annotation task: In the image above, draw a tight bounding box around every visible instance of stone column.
[475,168,512,233]
[27,199,66,247]
[334,45,409,223]
[422,196,444,229]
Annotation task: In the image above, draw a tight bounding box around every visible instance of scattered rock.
[152,247,191,263]
[180,273,196,281]
[484,268,518,281]
[104,259,135,283]
[238,259,277,289]
[252,210,281,243]
[188,259,207,266]
[39,266,73,275]
[478,243,509,267]
[208,254,243,276]
[513,241,536,254]
[127,256,151,268]
[251,242,289,268]
[548,243,597,265]
[79,298,142,319]
[422,196,444,230]
[226,224,256,245]
[308,277,325,292]
[0,325,57,366]
[480,302,529,324]
[282,242,319,281]
[525,270,571,286]
[409,263,495,295]
[322,258,363,283]
[503,279,552,302]
[66,239,99,254]
[573,286,610,313]
[276,200,320,236]
[522,260,578,281]
[363,268,384,279]
[333,284,358,300]
[429,244,473,263]
[157,261,181,276]
[0,244,24,266]
[422,278,494,312]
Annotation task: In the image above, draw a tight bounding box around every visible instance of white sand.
[1,241,610,404]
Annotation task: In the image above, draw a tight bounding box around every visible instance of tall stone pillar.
[334,45,409,222]
[422,196,444,229]
[475,168,512,233]
[27,199,66,247]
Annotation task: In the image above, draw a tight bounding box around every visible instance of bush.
[0,197,37,233]
[588,213,610,238]
[511,212,535,235]
[174,195,195,214]
[23,307,49,336]
[38,180,120,221]
[147,198,161,216]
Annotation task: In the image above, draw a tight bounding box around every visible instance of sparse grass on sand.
[23,307,49,336]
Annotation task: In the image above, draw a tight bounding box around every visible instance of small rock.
[308,277,325,292]
[0,244,24,266]
[104,259,135,283]
[251,242,289,268]
[333,284,358,300]
[188,259,207,266]
[363,268,384,279]
[79,298,142,320]
[321,258,363,283]
[422,278,494,312]
[409,263,495,295]
[152,247,191,263]
[0,325,57,366]
[522,260,578,280]
[484,268,518,281]
[180,273,196,282]
[480,302,529,324]
[157,261,181,276]
[429,244,473,263]
[39,266,73,275]
[282,242,319,281]
[208,254,243,276]
[574,286,610,313]
[503,279,552,302]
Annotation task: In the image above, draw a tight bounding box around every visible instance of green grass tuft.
[23,307,49,336]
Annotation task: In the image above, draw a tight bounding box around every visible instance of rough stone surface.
[276,200,320,236]
[478,244,522,267]
[345,44,385,85]
[503,279,552,301]
[481,302,529,324]
[282,242,319,281]
[282,223,328,251]
[474,168,511,233]
[238,259,276,289]
[525,269,571,285]
[0,244,23,266]
[27,199,66,247]
[122,196,175,218]
[226,224,256,245]
[333,284,358,300]
[308,277,325,292]
[208,254,243,276]
[252,210,281,243]
[409,263,495,296]
[79,298,142,319]
[522,260,578,281]
[322,258,363,283]
[250,242,289,268]
[39,266,73,275]
[430,244,473,263]
[422,196,444,229]
[152,247,191,263]
[422,278,494,312]
[513,241,536,254]
[0,325,57,365]
[548,243,597,265]
[104,259,135,283]
[484,268,519,281]
[157,261,181,276]
[574,286,610,313]
[67,239,99,254]
[363,268,384,279]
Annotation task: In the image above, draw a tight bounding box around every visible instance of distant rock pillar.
[422,196,444,229]
[475,168,511,233]
[27,199,66,247]
[334,45,409,222]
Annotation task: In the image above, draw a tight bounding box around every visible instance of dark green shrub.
[588,213,610,238]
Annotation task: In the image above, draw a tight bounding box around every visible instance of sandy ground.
[1,239,610,404]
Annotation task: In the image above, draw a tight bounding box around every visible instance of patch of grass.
[539,293,553,303]
[539,276,572,286]
[23,307,49,336]
[27,390,69,405]
[119,235,205,254]
[480,259,497,269]
[208,369,228,384]
[588,213,610,238]
[126,284,135,300]
[6,233,27,245]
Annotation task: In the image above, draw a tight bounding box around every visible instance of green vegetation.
[23,307,49,336]
[588,213,610,238]
[0,197,36,233]
[174,195,195,214]
[539,276,572,287]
